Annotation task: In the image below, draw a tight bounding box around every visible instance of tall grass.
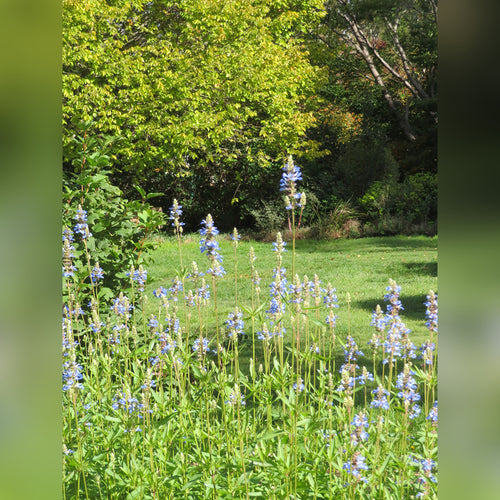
[63,159,437,499]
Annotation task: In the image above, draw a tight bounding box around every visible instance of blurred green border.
[0,1,62,499]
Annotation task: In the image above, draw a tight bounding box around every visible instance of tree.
[318,0,437,142]
[63,0,328,226]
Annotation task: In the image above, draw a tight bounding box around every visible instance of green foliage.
[63,227,438,498]
[359,173,437,234]
[333,137,399,199]
[248,199,288,234]
[394,172,438,223]
[308,199,361,239]
[63,0,327,182]
[63,127,166,300]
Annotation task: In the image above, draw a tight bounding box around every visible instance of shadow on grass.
[402,261,437,277]
[354,294,431,322]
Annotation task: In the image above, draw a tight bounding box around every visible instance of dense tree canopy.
[63,0,326,175]
[63,0,437,233]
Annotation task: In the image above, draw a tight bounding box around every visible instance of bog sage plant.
[63,156,437,500]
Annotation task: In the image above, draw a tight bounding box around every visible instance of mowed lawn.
[142,233,437,363]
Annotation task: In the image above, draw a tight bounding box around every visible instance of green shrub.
[395,172,437,224]
[359,173,437,235]
[248,199,287,233]
[308,199,361,239]
[63,129,166,301]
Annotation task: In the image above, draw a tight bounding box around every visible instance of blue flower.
[73,205,92,239]
[148,316,159,329]
[225,309,244,338]
[112,391,144,415]
[111,293,132,318]
[231,228,240,246]
[153,286,168,298]
[127,266,148,292]
[293,379,305,392]
[90,262,104,283]
[419,339,436,365]
[157,332,177,354]
[169,199,185,232]
[427,400,438,425]
[62,360,84,392]
[356,367,374,385]
[343,453,369,482]
[343,336,364,365]
[424,291,438,333]
[412,456,437,485]
[384,279,403,314]
[168,277,183,301]
[199,214,225,276]
[62,228,77,277]
[371,385,390,410]
[350,412,369,445]
[280,155,304,210]
[192,337,211,355]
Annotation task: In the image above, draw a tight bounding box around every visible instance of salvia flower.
[127,265,148,292]
[195,279,210,305]
[148,315,159,330]
[90,262,104,283]
[111,293,132,319]
[293,378,305,392]
[337,366,355,394]
[272,233,287,254]
[412,456,438,486]
[62,228,77,277]
[199,215,226,276]
[384,279,403,315]
[231,227,240,247]
[112,391,144,415]
[225,308,244,339]
[323,283,339,327]
[226,385,246,407]
[310,344,320,354]
[356,366,374,386]
[342,335,364,370]
[168,276,183,301]
[370,304,387,333]
[371,385,390,410]
[396,364,421,417]
[424,291,438,334]
[419,339,436,366]
[257,323,273,341]
[280,155,303,210]
[73,205,92,239]
[427,401,438,426]
[192,337,211,356]
[157,332,177,355]
[169,199,185,233]
[62,359,84,392]
[343,452,369,483]
[350,411,370,445]
[153,286,168,298]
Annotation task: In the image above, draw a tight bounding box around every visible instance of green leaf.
[126,487,144,499]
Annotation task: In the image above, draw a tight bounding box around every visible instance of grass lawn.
[142,233,437,371]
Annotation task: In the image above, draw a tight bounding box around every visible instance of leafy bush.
[359,173,437,235]
[330,137,399,200]
[248,199,287,234]
[308,199,362,239]
[63,129,166,301]
[394,173,437,224]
